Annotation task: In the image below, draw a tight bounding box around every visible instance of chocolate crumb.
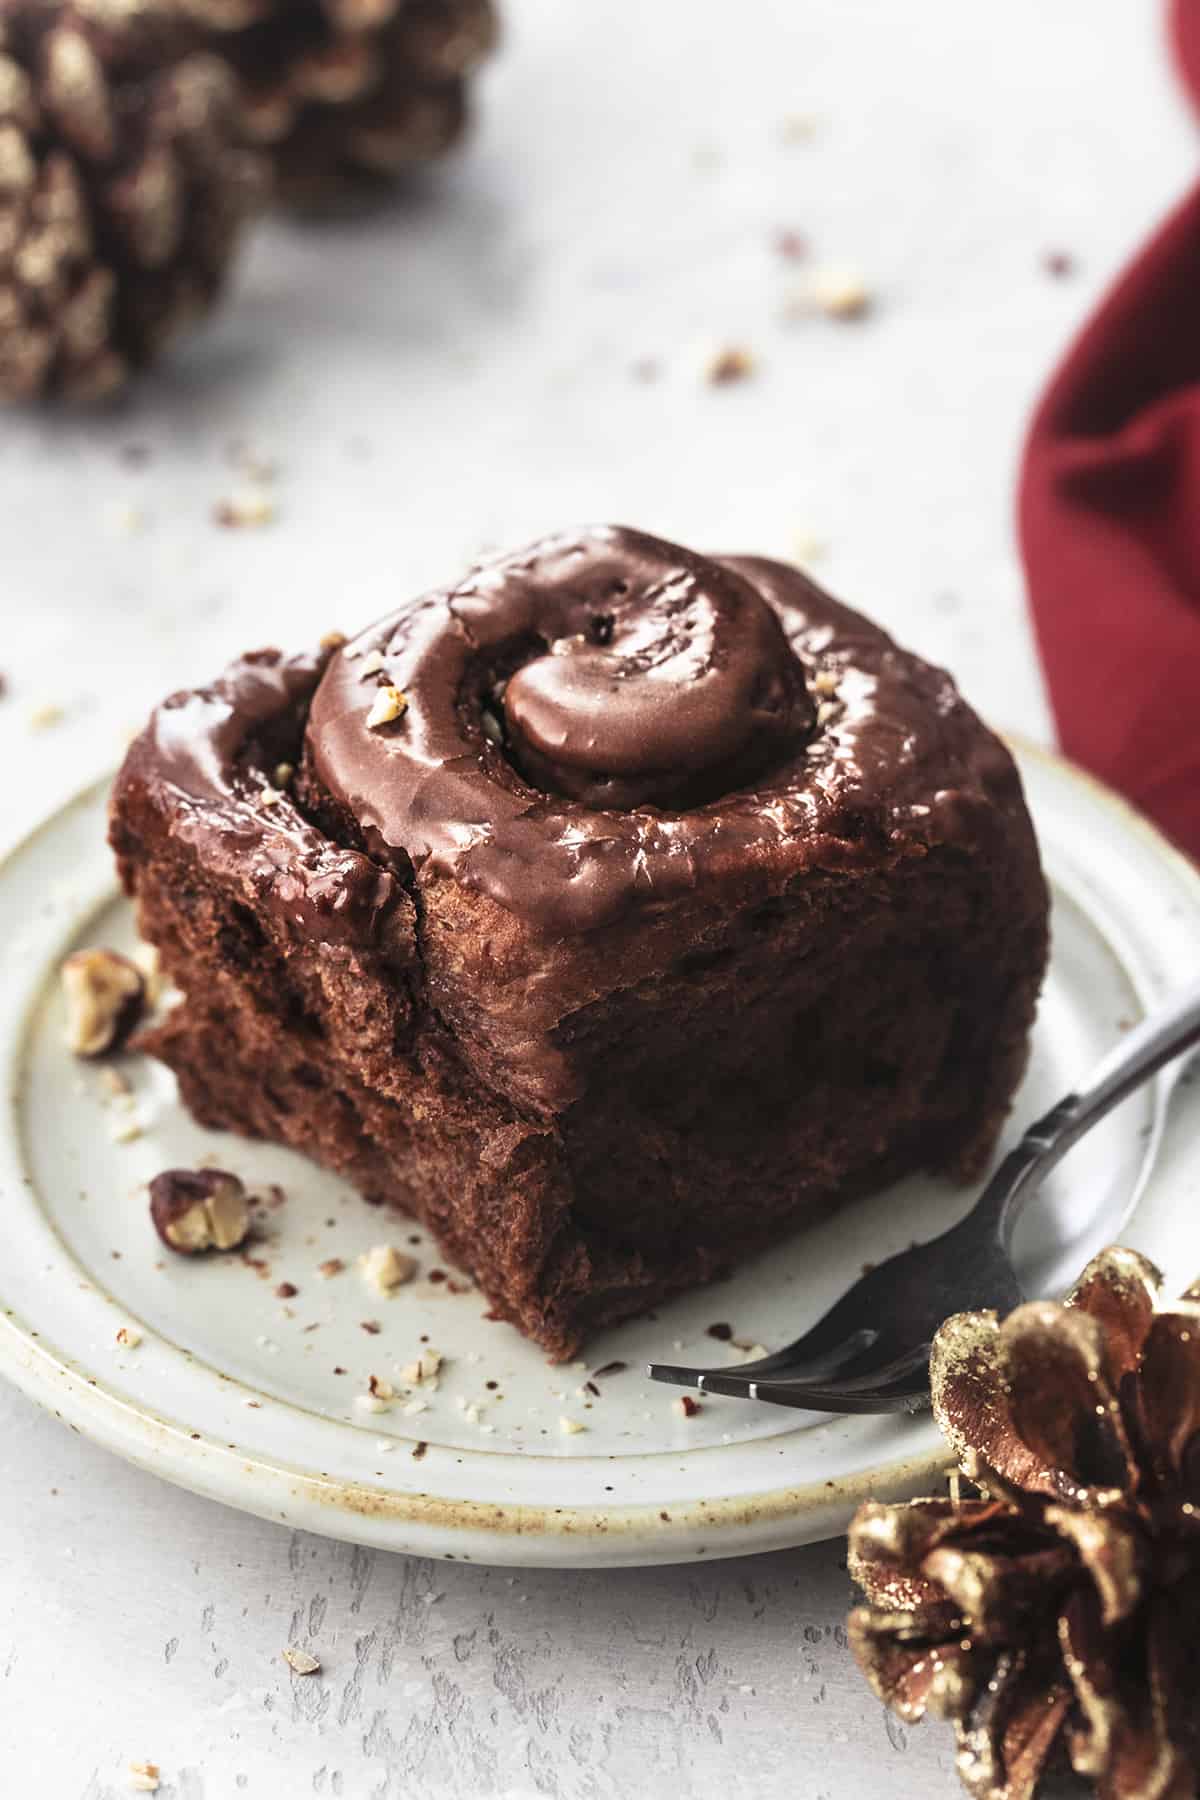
[275,1281,298,1299]
[585,1380,601,1398]
[412,1440,428,1461]
[775,229,808,261]
[677,1394,701,1418]
[592,1361,627,1378]
[1042,249,1076,279]
[706,1322,734,1342]
[360,1320,382,1335]
[428,1268,447,1284]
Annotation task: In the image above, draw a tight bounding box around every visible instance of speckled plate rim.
[1,742,1198,1568]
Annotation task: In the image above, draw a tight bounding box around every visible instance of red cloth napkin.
[1018,4,1200,859]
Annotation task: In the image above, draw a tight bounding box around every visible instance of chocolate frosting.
[117,527,1023,942]
[116,647,400,945]
[304,527,1018,932]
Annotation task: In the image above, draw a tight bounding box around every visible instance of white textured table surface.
[0,3,1192,1794]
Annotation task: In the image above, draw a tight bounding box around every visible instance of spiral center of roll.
[499,540,815,810]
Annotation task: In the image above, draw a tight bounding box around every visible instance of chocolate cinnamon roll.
[111,527,1048,1359]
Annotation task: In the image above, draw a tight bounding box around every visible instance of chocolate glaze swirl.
[491,533,814,808]
[299,526,1022,934]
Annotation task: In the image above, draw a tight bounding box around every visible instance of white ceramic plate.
[2,746,1199,1567]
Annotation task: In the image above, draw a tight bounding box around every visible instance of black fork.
[648,977,1200,1413]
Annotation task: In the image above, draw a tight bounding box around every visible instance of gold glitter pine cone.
[848,1247,1200,1800]
[177,0,497,205]
[0,0,265,403]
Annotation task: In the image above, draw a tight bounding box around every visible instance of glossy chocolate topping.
[301,527,1019,933]
[116,646,400,944]
[118,528,1022,942]
[494,534,814,808]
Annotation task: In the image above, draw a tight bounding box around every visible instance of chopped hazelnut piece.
[130,943,165,1005]
[366,685,408,729]
[558,1416,585,1436]
[400,1347,443,1385]
[27,701,64,731]
[792,530,826,566]
[355,1390,392,1415]
[115,1325,143,1349]
[704,344,756,385]
[62,949,146,1058]
[809,266,872,319]
[360,1244,417,1294]
[213,487,275,529]
[128,1764,160,1793]
[357,649,386,677]
[149,1169,250,1256]
[282,1647,321,1676]
[320,630,347,651]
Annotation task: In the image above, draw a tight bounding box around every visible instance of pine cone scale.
[43,22,116,160]
[850,1247,1200,1799]
[184,0,497,203]
[0,1,265,403]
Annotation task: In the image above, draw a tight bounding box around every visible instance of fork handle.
[981,973,1200,1241]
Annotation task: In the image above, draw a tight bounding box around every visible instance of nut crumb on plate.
[317,1257,345,1279]
[559,1416,585,1436]
[128,1764,160,1793]
[360,1244,417,1293]
[282,1647,321,1676]
[400,1347,443,1385]
[115,1326,142,1349]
